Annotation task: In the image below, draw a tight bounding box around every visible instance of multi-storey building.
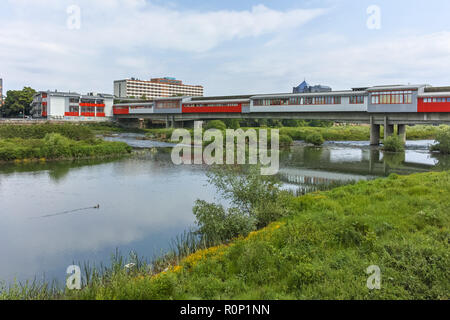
[114,77,203,99]
[293,80,332,94]
[30,91,114,120]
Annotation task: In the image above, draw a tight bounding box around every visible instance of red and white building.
[31,91,114,121]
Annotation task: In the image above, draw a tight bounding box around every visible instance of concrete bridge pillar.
[370,117,380,145]
[397,124,406,144]
[165,115,172,128]
[138,118,146,129]
[384,116,394,139]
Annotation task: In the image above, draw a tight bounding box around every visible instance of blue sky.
[1,0,450,96]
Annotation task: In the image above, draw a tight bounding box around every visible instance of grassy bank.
[145,125,447,143]
[3,170,448,300]
[280,125,445,141]
[0,124,132,161]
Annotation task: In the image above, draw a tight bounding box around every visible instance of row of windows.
[423,97,450,103]
[350,96,365,104]
[70,106,105,112]
[253,96,343,106]
[127,86,202,91]
[126,82,202,89]
[370,91,413,104]
[155,101,180,109]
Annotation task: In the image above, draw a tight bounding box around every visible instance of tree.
[2,87,36,117]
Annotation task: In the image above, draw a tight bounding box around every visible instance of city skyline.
[1,0,450,96]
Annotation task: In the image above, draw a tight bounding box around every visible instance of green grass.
[0,123,94,140]
[0,124,132,161]
[3,171,447,300]
[279,125,447,142]
[74,171,446,300]
[144,125,447,143]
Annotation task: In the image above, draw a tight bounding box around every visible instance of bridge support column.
[173,120,184,128]
[397,124,406,144]
[383,116,394,140]
[138,118,146,129]
[370,117,380,145]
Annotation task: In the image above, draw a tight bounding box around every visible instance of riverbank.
[144,125,447,143]
[3,170,448,300]
[0,124,132,161]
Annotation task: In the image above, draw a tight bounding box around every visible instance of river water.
[0,133,448,286]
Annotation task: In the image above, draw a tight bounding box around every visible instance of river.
[0,133,448,286]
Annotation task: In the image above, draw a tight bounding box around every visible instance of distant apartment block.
[114,77,203,99]
[30,91,114,120]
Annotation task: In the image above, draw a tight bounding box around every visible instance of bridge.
[113,84,450,145]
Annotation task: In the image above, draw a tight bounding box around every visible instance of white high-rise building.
[114,77,203,99]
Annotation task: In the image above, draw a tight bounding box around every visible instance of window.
[350,96,364,104]
[371,90,413,104]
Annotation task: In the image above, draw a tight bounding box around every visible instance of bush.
[279,134,293,147]
[206,120,227,131]
[0,124,93,140]
[305,132,324,146]
[192,165,289,242]
[224,119,241,130]
[431,126,450,154]
[0,134,131,161]
[193,201,256,245]
[382,135,405,152]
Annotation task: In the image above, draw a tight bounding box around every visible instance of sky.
[1,0,450,96]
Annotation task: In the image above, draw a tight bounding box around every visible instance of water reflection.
[0,134,448,286]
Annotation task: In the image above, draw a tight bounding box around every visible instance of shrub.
[279,134,293,147]
[206,120,227,131]
[0,124,93,140]
[431,126,450,154]
[191,165,289,243]
[382,135,405,152]
[305,132,324,146]
[224,119,240,130]
[193,200,256,245]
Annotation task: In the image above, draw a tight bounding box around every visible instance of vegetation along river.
[0,133,448,285]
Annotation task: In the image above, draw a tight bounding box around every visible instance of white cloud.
[0,2,326,93]
[1,1,450,96]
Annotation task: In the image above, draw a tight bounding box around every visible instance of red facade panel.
[182,105,242,113]
[418,98,450,112]
[64,112,79,116]
[113,106,130,115]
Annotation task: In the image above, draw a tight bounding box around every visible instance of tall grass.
[0,124,132,161]
[0,124,94,140]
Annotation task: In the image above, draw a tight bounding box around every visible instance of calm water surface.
[0,134,448,285]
